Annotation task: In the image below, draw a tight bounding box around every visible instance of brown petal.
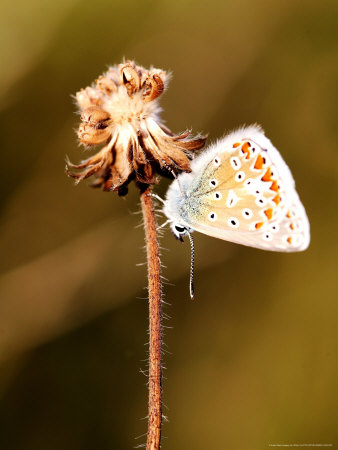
[142,164,158,184]
[135,165,158,185]
[155,140,192,172]
[131,138,148,165]
[110,166,129,190]
[143,74,164,102]
[129,139,157,185]
[119,63,141,96]
[78,123,111,146]
[171,130,191,140]
[90,166,113,190]
[66,159,105,183]
[144,120,206,172]
[65,146,108,170]
[158,123,174,136]
[110,141,133,189]
[80,106,111,129]
[145,138,183,171]
[170,134,207,151]
[96,75,117,94]
[76,87,103,110]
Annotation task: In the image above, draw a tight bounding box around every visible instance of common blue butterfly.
[160,125,310,297]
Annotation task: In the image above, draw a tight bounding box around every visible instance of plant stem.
[140,187,162,450]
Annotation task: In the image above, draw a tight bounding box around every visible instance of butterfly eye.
[174,225,186,233]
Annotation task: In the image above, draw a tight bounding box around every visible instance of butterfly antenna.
[187,230,195,300]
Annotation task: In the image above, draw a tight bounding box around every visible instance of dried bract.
[66,60,206,194]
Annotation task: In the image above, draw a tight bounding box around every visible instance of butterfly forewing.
[180,126,310,251]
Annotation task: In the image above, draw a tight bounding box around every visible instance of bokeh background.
[0,0,337,449]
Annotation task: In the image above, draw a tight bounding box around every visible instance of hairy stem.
[140,187,162,450]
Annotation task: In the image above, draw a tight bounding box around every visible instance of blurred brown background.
[0,0,337,449]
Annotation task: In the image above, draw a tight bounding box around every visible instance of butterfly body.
[164,125,310,252]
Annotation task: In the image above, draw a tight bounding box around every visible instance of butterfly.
[159,125,310,297]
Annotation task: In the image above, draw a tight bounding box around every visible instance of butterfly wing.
[167,125,310,252]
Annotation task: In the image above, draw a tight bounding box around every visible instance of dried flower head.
[66,60,206,195]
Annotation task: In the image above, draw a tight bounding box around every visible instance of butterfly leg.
[157,219,171,231]
[147,193,165,204]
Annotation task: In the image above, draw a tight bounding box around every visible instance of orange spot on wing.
[290,223,294,230]
[241,142,251,159]
[262,167,272,182]
[273,194,280,205]
[254,154,264,169]
[286,211,291,218]
[287,237,292,244]
[255,222,264,229]
[233,142,240,148]
[264,208,273,220]
[270,180,279,192]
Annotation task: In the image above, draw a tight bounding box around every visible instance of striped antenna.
[187,231,195,300]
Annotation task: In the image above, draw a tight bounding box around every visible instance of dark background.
[0,0,337,449]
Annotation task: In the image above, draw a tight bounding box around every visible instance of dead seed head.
[66,60,207,195]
